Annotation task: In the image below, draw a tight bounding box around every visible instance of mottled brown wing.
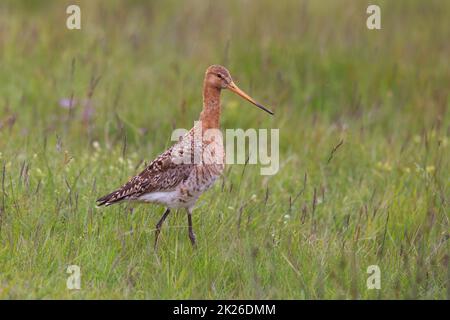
[96,146,194,206]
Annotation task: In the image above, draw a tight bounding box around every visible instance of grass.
[0,0,448,299]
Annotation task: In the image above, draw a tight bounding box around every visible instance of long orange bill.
[227,81,274,115]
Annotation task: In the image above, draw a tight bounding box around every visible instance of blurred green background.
[0,0,448,299]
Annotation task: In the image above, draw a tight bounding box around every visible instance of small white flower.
[92,141,101,150]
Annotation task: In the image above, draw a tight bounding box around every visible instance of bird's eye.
[217,73,223,79]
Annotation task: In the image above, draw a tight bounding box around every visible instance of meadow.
[0,0,448,299]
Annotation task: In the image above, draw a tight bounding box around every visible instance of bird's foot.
[189,231,197,248]
[154,226,162,250]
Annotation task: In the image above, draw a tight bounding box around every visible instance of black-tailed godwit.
[96,65,273,248]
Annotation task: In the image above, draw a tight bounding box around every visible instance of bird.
[96,65,273,248]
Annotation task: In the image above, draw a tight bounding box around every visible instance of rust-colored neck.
[199,82,221,130]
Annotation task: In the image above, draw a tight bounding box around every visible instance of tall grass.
[0,0,448,299]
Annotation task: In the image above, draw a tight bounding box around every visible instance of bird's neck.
[199,83,221,130]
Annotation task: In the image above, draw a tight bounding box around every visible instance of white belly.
[135,164,223,209]
[137,191,180,207]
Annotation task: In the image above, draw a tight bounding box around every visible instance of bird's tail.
[96,190,126,207]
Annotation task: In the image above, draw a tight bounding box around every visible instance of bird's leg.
[186,208,197,248]
[154,208,171,249]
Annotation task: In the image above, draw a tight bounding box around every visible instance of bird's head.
[205,65,274,115]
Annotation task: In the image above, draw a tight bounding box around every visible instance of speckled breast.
[177,138,225,207]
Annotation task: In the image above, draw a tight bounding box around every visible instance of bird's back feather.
[96,133,196,206]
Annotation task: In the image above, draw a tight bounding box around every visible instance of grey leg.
[186,208,197,247]
[154,208,170,249]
